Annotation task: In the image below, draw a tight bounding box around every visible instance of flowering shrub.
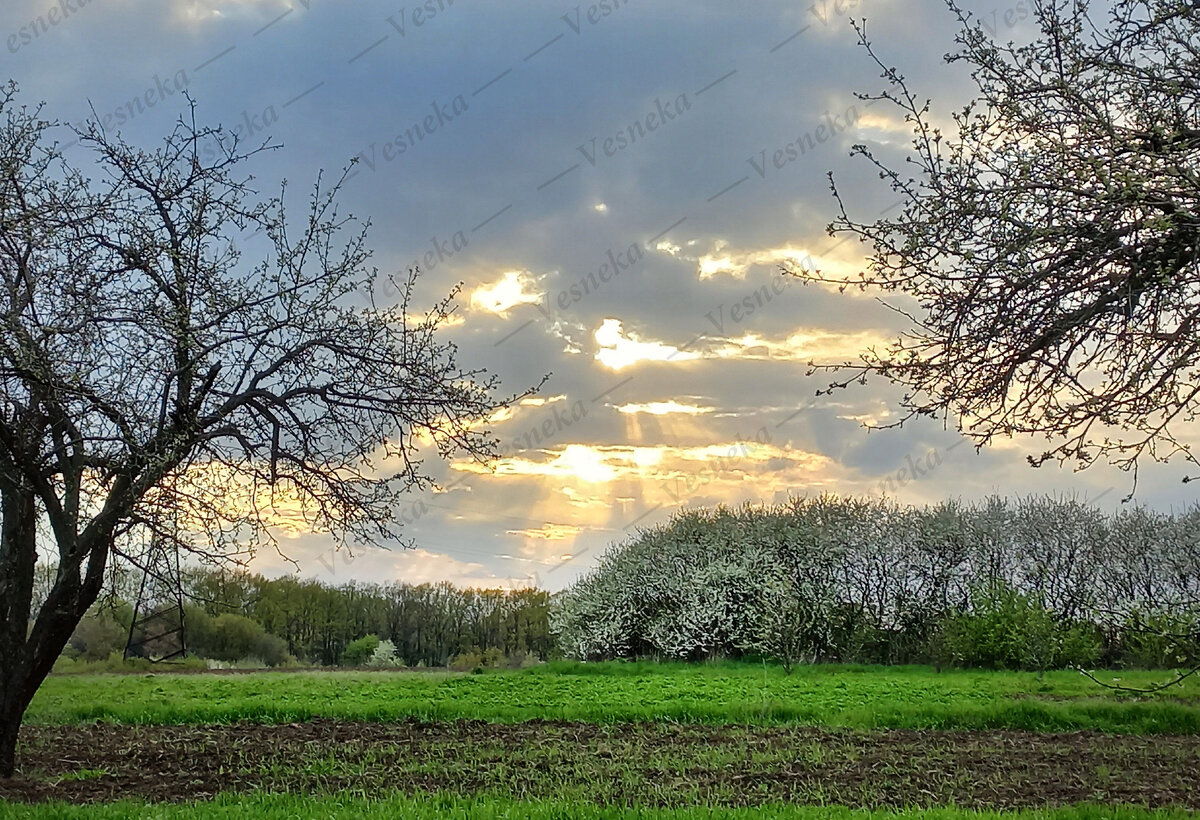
[367,639,402,668]
[553,495,1200,669]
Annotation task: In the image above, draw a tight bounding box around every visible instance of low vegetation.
[4,796,1199,820]
[3,664,1200,816]
[5,719,1200,809]
[24,663,1200,733]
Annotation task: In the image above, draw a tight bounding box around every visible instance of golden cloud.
[452,440,830,486]
[470,270,542,315]
[592,319,890,371]
[616,400,713,416]
[505,523,586,541]
[594,319,700,370]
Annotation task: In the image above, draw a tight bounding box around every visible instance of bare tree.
[0,85,533,775]
[789,0,1200,485]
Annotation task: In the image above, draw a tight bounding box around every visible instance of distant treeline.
[57,494,1200,674]
[59,568,553,669]
[553,496,1200,671]
[186,571,554,666]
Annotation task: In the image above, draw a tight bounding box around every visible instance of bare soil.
[2,719,1197,809]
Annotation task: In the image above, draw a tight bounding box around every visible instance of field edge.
[1,793,1198,820]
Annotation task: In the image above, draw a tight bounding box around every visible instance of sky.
[6,0,1196,592]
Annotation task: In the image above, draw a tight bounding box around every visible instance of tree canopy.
[0,84,529,775]
[790,0,1200,483]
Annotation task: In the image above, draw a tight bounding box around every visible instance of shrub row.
[553,496,1200,671]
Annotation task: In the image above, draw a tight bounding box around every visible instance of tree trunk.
[0,671,37,778]
[0,577,104,777]
[0,484,110,777]
[0,486,36,777]
[0,711,19,779]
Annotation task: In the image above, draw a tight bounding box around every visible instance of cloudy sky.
[7,0,1194,590]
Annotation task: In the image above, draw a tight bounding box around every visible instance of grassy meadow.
[25,662,1200,733]
[4,663,1199,817]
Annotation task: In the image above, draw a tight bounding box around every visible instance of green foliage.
[56,767,111,782]
[4,792,1199,819]
[826,604,938,666]
[29,664,1200,735]
[341,635,381,667]
[938,584,1102,671]
[51,569,556,672]
[52,651,209,675]
[66,613,129,662]
[1117,612,1200,670]
[448,647,507,672]
[182,569,555,667]
[187,611,292,667]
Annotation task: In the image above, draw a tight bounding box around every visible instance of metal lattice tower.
[123,532,187,662]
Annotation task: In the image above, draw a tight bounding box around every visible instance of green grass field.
[5,663,1200,817]
[25,662,1200,733]
[3,794,1199,820]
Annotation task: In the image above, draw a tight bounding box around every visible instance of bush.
[449,647,511,672]
[366,639,401,668]
[937,583,1102,671]
[204,654,301,670]
[824,604,938,666]
[554,495,1200,670]
[67,613,128,662]
[341,634,381,666]
[449,649,483,672]
[1117,612,1200,669]
[188,611,292,667]
[554,498,941,662]
[750,571,835,672]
